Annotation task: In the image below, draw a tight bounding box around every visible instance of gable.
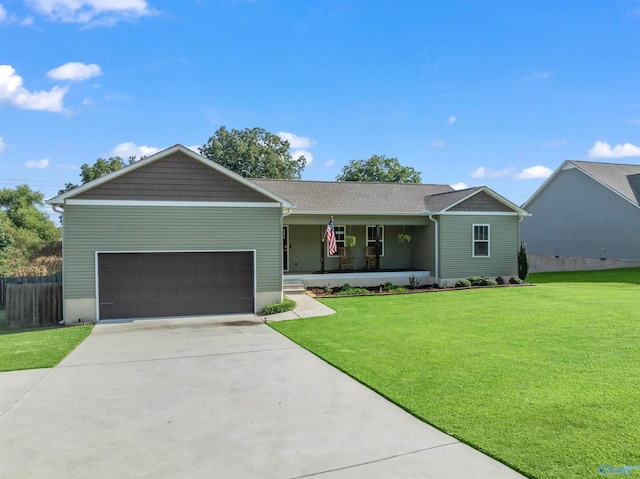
[73,152,274,203]
[448,191,514,212]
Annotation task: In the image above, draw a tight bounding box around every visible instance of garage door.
[97,251,254,320]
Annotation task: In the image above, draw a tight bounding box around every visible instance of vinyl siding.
[439,215,519,278]
[449,191,513,212]
[520,168,640,260]
[63,204,282,298]
[74,153,272,202]
[411,224,434,271]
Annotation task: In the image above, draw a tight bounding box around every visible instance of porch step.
[283,282,306,293]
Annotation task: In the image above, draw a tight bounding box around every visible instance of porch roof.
[252,179,477,214]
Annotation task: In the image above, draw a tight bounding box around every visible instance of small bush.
[509,277,524,284]
[496,276,505,285]
[455,279,471,288]
[336,284,372,296]
[408,274,421,289]
[261,297,296,315]
[478,277,497,286]
[381,282,406,293]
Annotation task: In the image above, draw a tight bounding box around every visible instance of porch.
[283,270,431,289]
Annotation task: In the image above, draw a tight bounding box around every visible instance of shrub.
[381,282,406,293]
[478,277,497,286]
[467,276,484,286]
[336,284,372,296]
[496,276,505,285]
[261,297,296,315]
[518,241,530,281]
[455,279,471,288]
[509,277,523,284]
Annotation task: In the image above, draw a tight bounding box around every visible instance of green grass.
[270,268,640,479]
[0,309,92,372]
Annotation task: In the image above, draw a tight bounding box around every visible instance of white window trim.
[472,224,490,258]
[328,225,346,256]
[366,225,385,257]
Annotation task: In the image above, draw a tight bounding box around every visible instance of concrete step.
[283,282,306,293]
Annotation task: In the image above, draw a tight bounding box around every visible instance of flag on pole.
[326,218,338,255]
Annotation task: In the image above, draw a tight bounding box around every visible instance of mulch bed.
[307,283,532,298]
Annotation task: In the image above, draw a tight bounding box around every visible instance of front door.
[282,226,289,271]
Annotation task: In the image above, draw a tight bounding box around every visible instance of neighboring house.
[48,144,529,323]
[521,160,640,272]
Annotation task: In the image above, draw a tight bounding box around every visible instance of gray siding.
[521,168,640,261]
[411,224,434,271]
[449,191,513,212]
[439,215,519,279]
[75,153,273,202]
[63,204,282,298]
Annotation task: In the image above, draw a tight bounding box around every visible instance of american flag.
[326,218,337,255]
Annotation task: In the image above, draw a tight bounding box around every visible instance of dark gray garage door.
[98,252,254,320]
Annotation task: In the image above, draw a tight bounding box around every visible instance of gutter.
[428,214,439,285]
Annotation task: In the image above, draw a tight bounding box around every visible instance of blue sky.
[1,0,639,218]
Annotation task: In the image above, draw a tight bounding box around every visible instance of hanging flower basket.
[345,235,357,247]
[397,233,412,243]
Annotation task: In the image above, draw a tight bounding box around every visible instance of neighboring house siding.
[439,215,519,279]
[448,191,513,212]
[74,153,272,202]
[520,168,640,261]
[63,204,282,299]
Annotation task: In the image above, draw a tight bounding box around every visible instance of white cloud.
[0,136,5,152]
[277,131,317,149]
[82,97,92,105]
[47,62,102,81]
[187,145,200,153]
[25,158,50,168]
[451,182,468,190]
[0,65,67,112]
[515,165,553,180]
[324,159,335,167]
[540,139,567,147]
[0,4,7,22]
[110,141,160,159]
[448,116,456,125]
[525,71,552,80]
[429,140,445,148]
[469,166,514,179]
[588,140,640,159]
[20,16,34,26]
[26,0,154,26]
[291,149,313,165]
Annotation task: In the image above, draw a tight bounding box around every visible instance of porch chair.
[365,246,377,269]
[338,247,356,270]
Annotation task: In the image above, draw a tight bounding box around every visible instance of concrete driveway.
[0,315,525,479]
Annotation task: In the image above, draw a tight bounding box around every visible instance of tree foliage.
[0,187,61,276]
[200,126,306,179]
[336,155,421,183]
[58,156,137,194]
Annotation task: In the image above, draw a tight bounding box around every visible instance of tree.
[200,126,306,179]
[0,185,58,243]
[336,155,421,183]
[58,156,137,194]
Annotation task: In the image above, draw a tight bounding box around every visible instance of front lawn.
[0,309,92,372]
[270,268,640,479]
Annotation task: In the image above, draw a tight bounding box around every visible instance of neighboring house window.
[473,224,490,257]
[329,225,345,256]
[367,225,384,256]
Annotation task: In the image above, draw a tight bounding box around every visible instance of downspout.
[52,204,64,214]
[428,214,439,286]
[50,203,65,324]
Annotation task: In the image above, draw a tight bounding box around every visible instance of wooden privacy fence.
[1,275,62,308]
[6,282,63,329]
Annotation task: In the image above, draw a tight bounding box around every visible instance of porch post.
[375,225,381,270]
[321,226,325,273]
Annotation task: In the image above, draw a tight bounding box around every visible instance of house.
[520,160,640,272]
[47,144,529,323]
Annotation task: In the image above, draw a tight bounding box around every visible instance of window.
[366,225,384,256]
[329,225,345,256]
[473,224,490,257]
